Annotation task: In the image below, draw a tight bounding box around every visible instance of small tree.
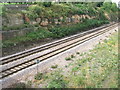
[28,5,41,15]
[111,3,118,12]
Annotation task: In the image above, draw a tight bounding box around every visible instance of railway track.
[0,23,114,64]
[0,23,118,79]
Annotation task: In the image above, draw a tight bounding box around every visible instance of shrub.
[28,5,44,19]
[2,40,15,48]
[28,5,41,14]
[0,5,7,16]
[37,2,43,6]
[27,11,38,20]
[49,19,109,38]
[3,19,109,48]
[43,2,52,7]
[26,30,52,40]
[2,27,53,47]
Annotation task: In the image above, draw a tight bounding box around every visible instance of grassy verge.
[2,19,109,48]
[67,32,118,88]
[68,34,118,88]
[31,32,118,88]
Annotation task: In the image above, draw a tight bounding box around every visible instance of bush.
[26,28,53,40]
[3,19,109,48]
[43,2,52,7]
[0,5,7,16]
[28,5,44,19]
[49,19,109,38]
[37,2,43,6]
[29,5,41,14]
[3,27,53,47]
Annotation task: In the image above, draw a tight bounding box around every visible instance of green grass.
[42,32,118,88]
[68,32,118,88]
[2,28,53,48]
[46,70,67,88]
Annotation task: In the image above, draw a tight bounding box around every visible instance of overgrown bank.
[1,2,119,56]
[2,19,109,48]
[1,2,118,30]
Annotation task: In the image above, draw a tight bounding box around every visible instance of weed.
[80,53,84,56]
[78,64,81,66]
[72,66,79,72]
[27,80,32,87]
[44,75,49,80]
[51,65,58,69]
[13,83,26,88]
[65,65,68,68]
[71,55,75,58]
[65,57,71,61]
[72,66,79,76]
[34,73,43,80]
[70,76,86,87]
[76,52,80,54]
[47,70,67,88]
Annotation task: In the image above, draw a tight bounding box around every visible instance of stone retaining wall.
[28,14,94,26]
[5,4,29,10]
[2,14,95,40]
[1,28,34,40]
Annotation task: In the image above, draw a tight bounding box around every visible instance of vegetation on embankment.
[1,2,118,49]
[2,19,109,48]
[28,32,117,88]
[1,2,118,30]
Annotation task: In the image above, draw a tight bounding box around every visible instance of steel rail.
[0,23,117,79]
[0,23,114,65]
[1,23,116,72]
